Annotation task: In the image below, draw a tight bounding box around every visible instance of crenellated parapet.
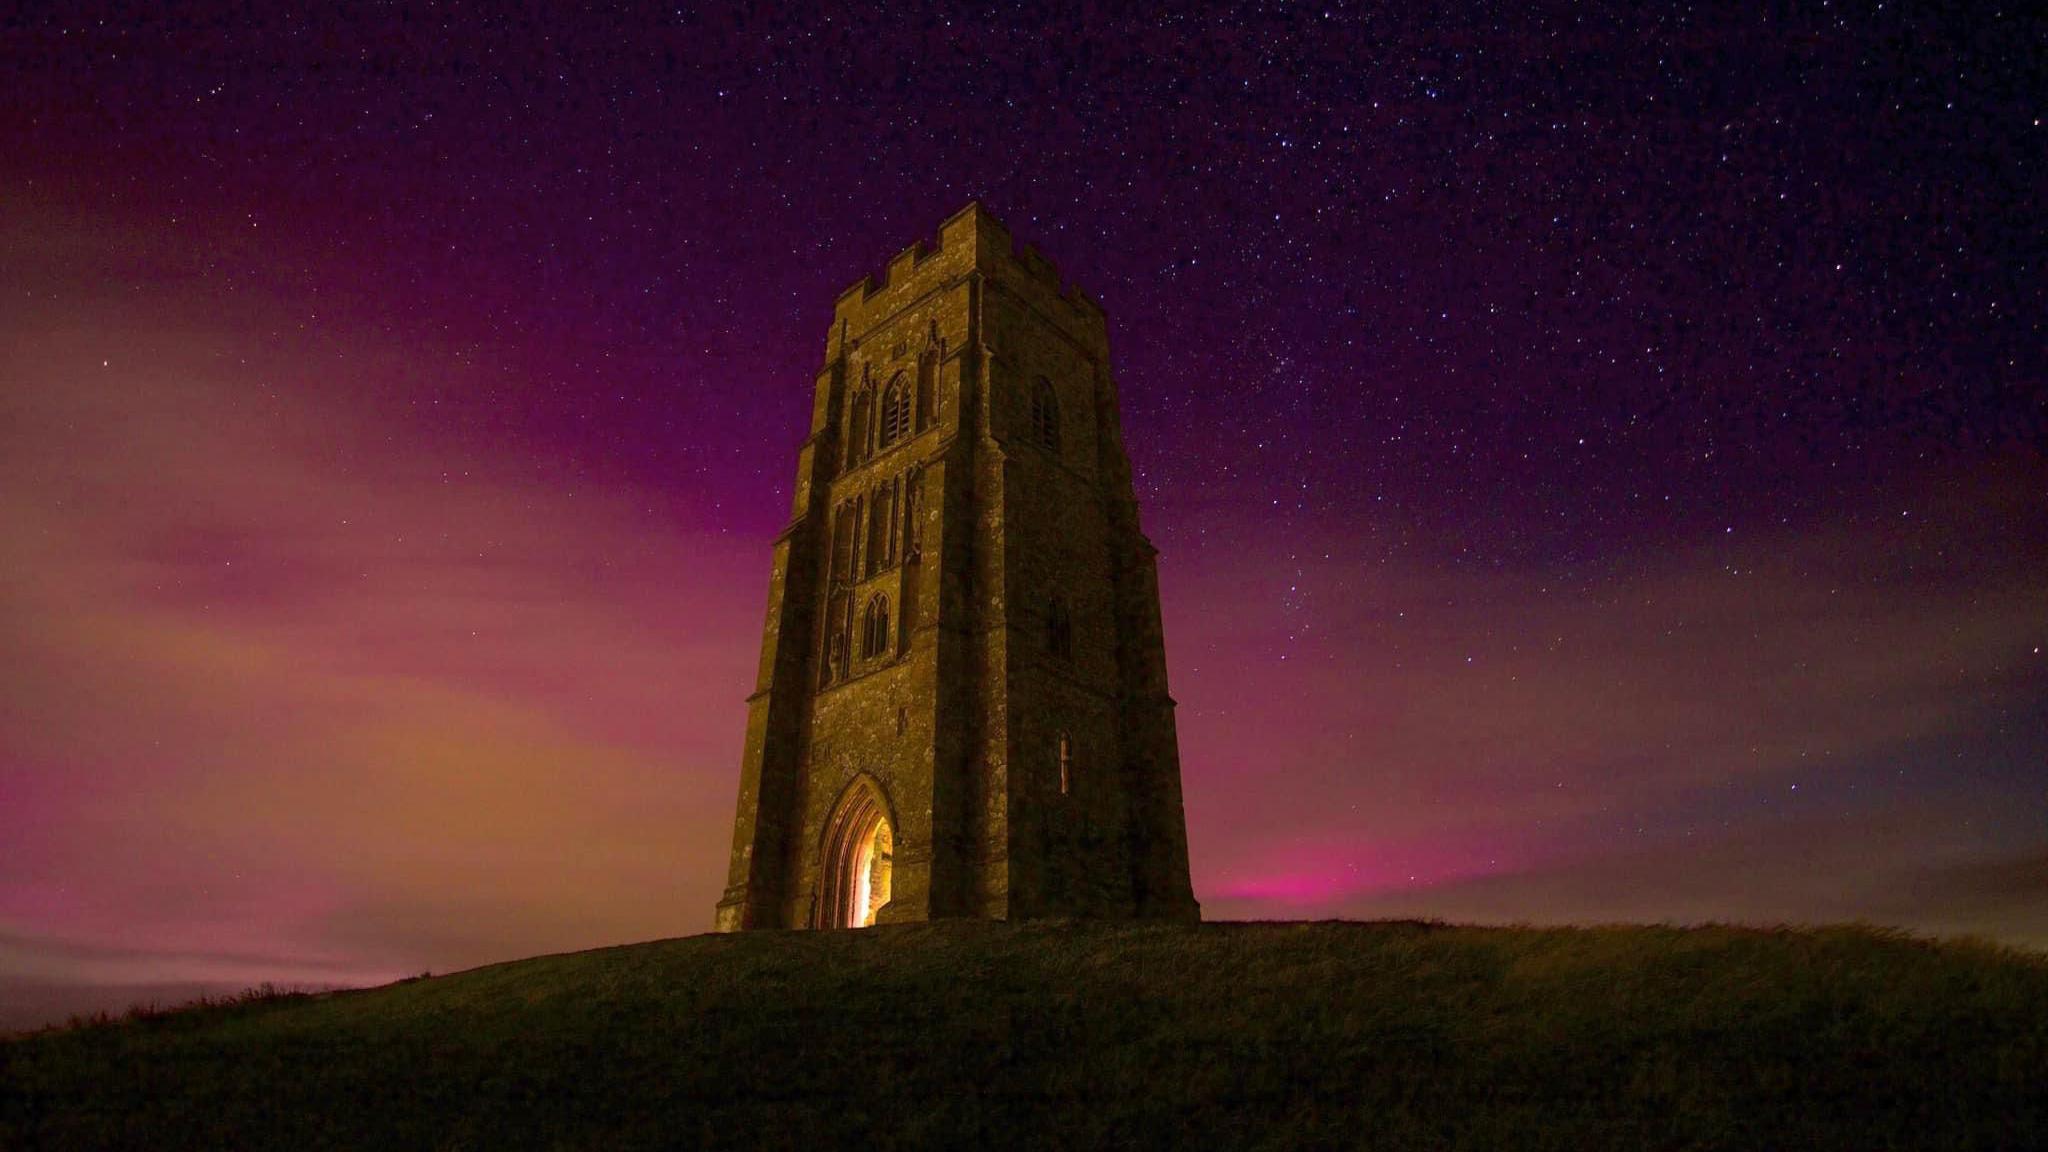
[830,204,1105,352]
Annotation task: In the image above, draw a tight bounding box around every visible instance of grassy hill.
[4,920,2045,1150]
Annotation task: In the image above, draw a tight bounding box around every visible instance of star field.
[1,2,2043,1024]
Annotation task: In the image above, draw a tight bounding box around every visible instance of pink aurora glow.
[3,182,2045,1033]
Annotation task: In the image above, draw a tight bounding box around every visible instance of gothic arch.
[815,774,896,928]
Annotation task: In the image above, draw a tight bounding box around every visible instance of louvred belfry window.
[879,375,911,448]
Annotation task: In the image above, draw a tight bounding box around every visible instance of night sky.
[4,3,2044,1026]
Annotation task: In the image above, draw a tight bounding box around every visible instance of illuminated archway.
[816,776,894,929]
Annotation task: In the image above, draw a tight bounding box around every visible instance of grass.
[3,920,2044,1150]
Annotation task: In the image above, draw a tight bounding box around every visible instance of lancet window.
[1031,376,1060,454]
[860,594,890,659]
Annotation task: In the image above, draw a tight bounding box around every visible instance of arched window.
[847,389,873,465]
[1047,597,1073,661]
[879,374,911,449]
[861,593,890,659]
[1056,731,1072,796]
[1030,377,1060,454]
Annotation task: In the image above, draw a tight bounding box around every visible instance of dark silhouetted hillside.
[4,920,2044,1150]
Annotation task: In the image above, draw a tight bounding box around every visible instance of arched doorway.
[816,777,894,928]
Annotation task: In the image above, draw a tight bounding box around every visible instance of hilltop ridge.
[4,920,2045,1150]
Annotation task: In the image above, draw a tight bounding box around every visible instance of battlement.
[832,202,1104,326]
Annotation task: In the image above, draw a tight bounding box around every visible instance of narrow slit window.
[1057,731,1072,796]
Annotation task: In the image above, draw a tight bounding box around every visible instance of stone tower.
[713,203,1198,931]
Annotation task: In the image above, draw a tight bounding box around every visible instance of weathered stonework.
[714,203,1199,930]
